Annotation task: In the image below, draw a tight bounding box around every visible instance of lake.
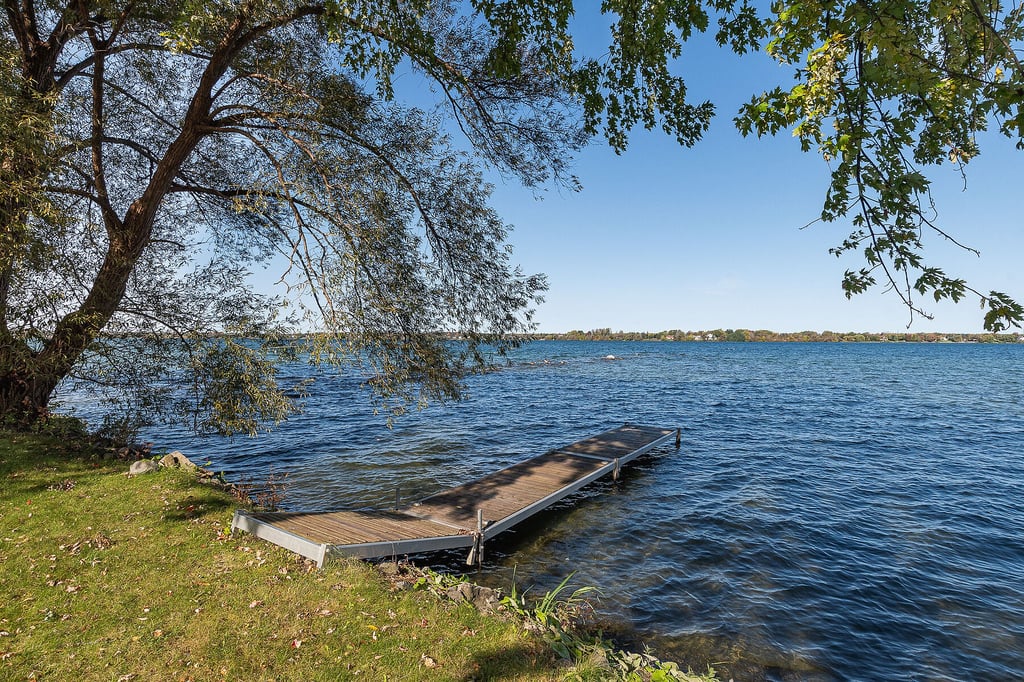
[107,341,1024,680]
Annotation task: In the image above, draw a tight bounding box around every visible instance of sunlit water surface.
[65,341,1024,680]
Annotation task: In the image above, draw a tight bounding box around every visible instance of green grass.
[0,431,564,681]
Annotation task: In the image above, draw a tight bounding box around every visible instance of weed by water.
[502,570,717,682]
[411,566,469,596]
[230,469,289,510]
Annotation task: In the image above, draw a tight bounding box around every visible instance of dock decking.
[231,423,679,566]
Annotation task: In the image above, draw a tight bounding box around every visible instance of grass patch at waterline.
[0,431,564,681]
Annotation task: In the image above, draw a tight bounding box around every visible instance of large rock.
[129,460,159,475]
[159,451,196,470]
[445,582,501,613]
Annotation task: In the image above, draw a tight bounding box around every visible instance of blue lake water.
[97,341,1024,680]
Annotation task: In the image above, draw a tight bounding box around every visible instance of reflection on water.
[65,341,1024,681]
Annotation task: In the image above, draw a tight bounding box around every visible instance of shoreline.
[0,427,715,681]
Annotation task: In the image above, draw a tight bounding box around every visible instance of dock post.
[675,428,681,448]
[466,509,485,566]
[477,509,484,565]
[613,458,620,481]
[394,487,400,510]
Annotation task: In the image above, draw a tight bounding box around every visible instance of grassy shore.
[0,427,714,681]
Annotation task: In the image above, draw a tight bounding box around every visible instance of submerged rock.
[116,442,153,459]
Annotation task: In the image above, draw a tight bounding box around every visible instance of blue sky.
[479,23,1024,334]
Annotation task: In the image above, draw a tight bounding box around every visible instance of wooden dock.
[231,424,680,567]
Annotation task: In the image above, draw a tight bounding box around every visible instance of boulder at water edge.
[159,451,196,469]
[445,582,501,613]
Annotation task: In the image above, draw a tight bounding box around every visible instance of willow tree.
[1,0,738,434]
[2,0,1021,435]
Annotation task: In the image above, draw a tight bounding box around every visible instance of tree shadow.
[460,642,560,681]
[161,488,237,521]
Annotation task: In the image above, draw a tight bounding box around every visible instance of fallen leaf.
[421,655,438,669]
[290,639,302,648]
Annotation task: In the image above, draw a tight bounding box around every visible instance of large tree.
[2,0,1021,435]
[1,0,585,433]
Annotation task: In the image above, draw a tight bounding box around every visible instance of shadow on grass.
[462,642,561,681]
[161,487,238,521]
[1,451,117,497]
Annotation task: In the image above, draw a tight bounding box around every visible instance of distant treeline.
[94,329,1024,344]
[526,328,1024,343]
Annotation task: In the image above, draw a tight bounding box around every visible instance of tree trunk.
[0,337,63,427]
[0,5,286,429]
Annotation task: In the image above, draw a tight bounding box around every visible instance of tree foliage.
[1,0,1021,436]
[735,0,1024,329]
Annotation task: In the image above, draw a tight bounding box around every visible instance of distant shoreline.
[522,330,1024,343]
[84,330,1024,344]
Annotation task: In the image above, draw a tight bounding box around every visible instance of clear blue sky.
[479,26,1024,334]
